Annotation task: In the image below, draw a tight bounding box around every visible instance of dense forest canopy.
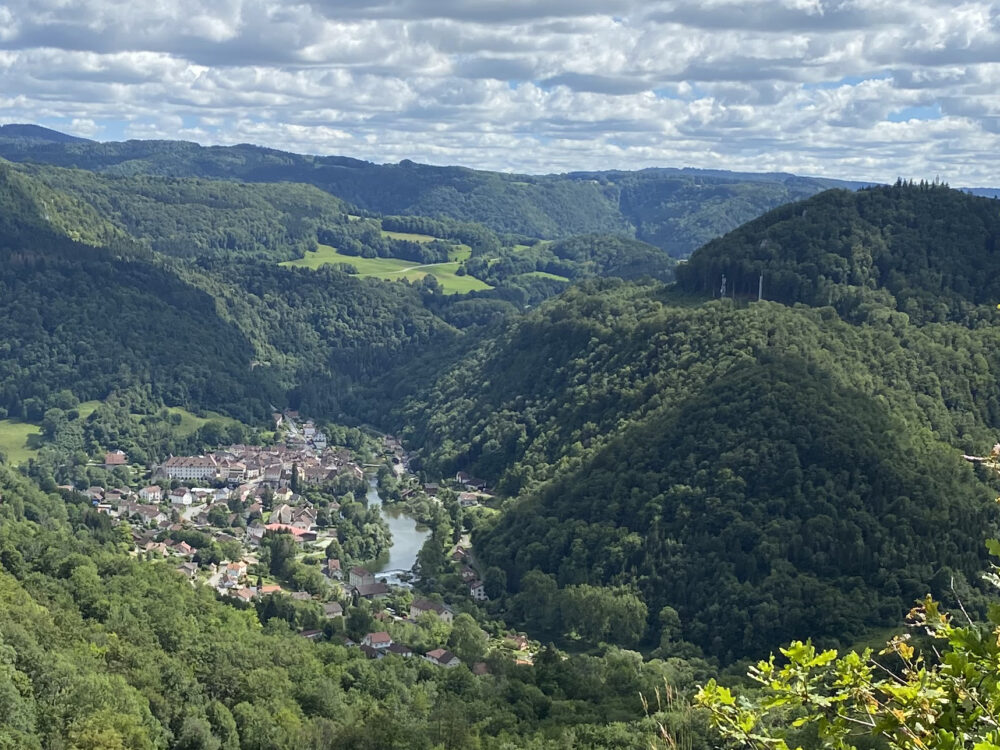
[5,128,1000,747]
[394,280,1000,659]
[677,182,1000,322]
[0,130,870,256]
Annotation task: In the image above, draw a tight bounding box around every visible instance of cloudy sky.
[1,0,999,183]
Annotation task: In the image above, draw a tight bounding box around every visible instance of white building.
[468,580,488,602]
[160,456,219,482]
[139,485,163,502]
[169,487,194,506]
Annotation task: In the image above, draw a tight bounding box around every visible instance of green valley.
[2,129,1000,749]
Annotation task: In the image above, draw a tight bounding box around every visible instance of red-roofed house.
[424,648,460,668]
[362,631,393,649]
[103,450,128,468]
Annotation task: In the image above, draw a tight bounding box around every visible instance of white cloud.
[0,0,999,183]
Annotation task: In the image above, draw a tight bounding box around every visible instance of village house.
[264,523,316,543]
[291,507,316,529]
[144,541,168,556]
[468,580,488,601]
[458,492,480,508]
[128,504,168,526]
[169,487,194,506]
[246,523,267,545]
[455,472,488,491]
[103,450,128,469]
[263,464,283,483]
[177,562,199,578]
[232,587,256,603]
[362,631,393,649]
[325,559,342,580]
[353,581,390,600]
[386,643,413,657]
[410,597,454,624]
[424,649,461,668]
[191,488,213,504]
[349,566,375,588]
[507,634,530,651]
[223,461,246,482]
[224,561,247,583]
[104,488,130,505]
[271,503,294,525]
[139,485,163,502]
[323,601,343,619]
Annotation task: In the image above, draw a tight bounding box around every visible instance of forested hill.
[0,126,867,256]
[397,281,1000,660]
[0,123,93,144]
[0,163,462,424]
[676,181,1000,321]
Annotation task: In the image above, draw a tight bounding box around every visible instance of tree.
[697,544,1000,750]
[483,566,507,600]
[447,613,488,664]
[265,533,297,578]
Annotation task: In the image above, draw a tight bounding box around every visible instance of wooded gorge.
[2,127,1000,748]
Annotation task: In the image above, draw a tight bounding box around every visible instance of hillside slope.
[0,131,868,256]
[397,282,1000,660]
[0,164,462,424]
[676,182,1000,321]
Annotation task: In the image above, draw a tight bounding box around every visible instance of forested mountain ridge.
[5,127,1000,744]
[15,162,351,261]
[0,164,467,425]
[677,181,1000,321]
[395,280,1000,660]
[0,126,871,256]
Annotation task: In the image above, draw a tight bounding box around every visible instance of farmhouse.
[410,597,454,624]
[424,649,460,668]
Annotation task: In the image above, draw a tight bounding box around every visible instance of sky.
[1,0,999,183]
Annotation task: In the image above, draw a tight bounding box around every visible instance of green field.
[381,230,437,243]
[281,245,491,294]
[77,400,102,419]
[163,407,242,437]
[0,420,42,465]
[0,403,241,467]
[282,245,415,274]
[522,271,571,282]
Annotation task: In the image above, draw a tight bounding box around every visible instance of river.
[365,480,429,584]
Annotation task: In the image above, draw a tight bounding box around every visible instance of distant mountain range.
[0,123,94,144]
[0,123,885,257]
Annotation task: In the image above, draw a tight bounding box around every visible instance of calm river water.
[365,480,429,579]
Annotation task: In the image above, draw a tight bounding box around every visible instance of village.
[68,410,533,671]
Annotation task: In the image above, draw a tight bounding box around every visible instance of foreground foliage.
[0,468,713,749]
[697,549,1000,749]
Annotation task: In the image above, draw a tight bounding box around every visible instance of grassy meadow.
[281,244,491,294]
[0,420,42,465]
